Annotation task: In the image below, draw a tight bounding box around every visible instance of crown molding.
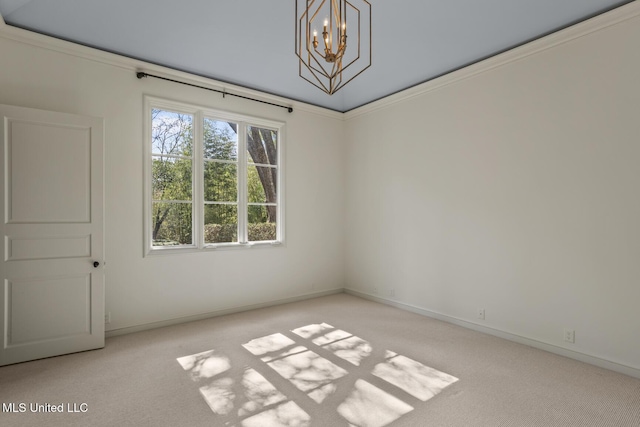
[345,0,640,121]
[0,19,343,121]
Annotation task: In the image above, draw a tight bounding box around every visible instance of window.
[145,97,284,253]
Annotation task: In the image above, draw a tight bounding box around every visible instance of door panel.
[0,104,104,366]
[6,274,91,344]
[6,234,91,261]
[7,120,91,223]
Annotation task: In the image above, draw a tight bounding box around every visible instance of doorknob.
[93,261,100,268]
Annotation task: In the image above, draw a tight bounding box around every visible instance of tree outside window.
[147,99,282,252]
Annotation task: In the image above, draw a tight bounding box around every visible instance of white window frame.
[144,96,285,255]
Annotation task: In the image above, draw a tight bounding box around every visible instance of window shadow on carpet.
[177,322,458,427]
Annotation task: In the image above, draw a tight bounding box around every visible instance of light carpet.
[0,294,639,426]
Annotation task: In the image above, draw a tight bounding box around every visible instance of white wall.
[345,9,640,373]
[0,30,346,333]
[2,4,639,376]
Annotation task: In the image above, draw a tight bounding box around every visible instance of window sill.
[146,241,282,256]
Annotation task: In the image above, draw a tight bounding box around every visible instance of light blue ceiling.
[0,0,633,112]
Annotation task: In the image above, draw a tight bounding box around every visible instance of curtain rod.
[136,72,293,113]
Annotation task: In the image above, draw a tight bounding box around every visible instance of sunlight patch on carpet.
[292,323,372,366]
[176,349,230,381]
[311,329,352,346]
[238,368,288,416]
[242,333,297,358]
[307,383,338,404]
[199,377,235,415]
[178,323,458,426]
[372,351,459,401]
[267,349,349,402]
[241,401,310,427]
[177,355,301,421]
[291,322,334,339]
[323,336,372,366]
[337,379,414,427]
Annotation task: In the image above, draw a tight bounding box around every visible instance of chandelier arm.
[329,61,372,94]
[305,41,336,77]
[302,51,336,80]
[299,61,332,93]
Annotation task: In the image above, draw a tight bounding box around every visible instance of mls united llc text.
[3,402,88,413]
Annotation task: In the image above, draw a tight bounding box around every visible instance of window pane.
[152,202,193,246]
[148,100,283,252]
[248,205,276,242]
[151,109,193,156]
[204,161,237,202]
[153,156,192,201]
[247,126,277,166]
[204,204,238,244]
[248,165,277,204]
[204,118,238,161]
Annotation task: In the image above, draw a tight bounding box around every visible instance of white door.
[0,104,104,366]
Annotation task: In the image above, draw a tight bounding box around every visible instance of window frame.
[144,96,285,255]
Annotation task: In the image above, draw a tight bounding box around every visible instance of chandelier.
[295,0,372,95]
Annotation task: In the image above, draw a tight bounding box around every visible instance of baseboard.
[345,288,640,380]
[105,288,344,338]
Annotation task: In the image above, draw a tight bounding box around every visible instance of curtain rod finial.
[136,72,147,79]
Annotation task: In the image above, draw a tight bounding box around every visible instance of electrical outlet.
[477,308,485,320]
[389,288,396,297]
[105,312,111,325]
[564,329,575,343]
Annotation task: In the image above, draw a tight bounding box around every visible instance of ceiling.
[0,0,633,112]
